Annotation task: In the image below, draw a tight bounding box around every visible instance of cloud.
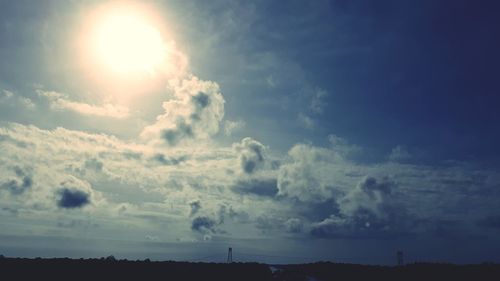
[327,134,362,159]
[277,144,343,203]
[1,89,14,100]
[140,77,225,145]
[284,218,303,233]
[309,177,417,239]
[1,167,33,195]
[145,235,160,242]
[297,113,315,130]
[57,188,91,209]
[266,75,277,88]
[224,120,245,136]
[56,176,93,209]
[339,176,394,218]
[152,153,187,166]
[309,88,328,114]
[388,145,412,163]
[191,216,217,234]
[38,90,130,119]
[0,89,36,109]
[233,137,266,174]
[83,158,104,172]
[231,178,278,197]
[189,200,202,217]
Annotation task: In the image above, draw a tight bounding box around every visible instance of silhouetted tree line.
[0,257,499,281]
[273,262,500,281]
[0,257,273,281]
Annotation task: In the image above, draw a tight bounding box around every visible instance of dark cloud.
[310,177,418,239]
[153,153,188,166]
[189,200,201,217]
[233,137,266,174]
[191,216,217,233]
[359,176,392,195]
[296,199,340,221]
[57,188,90,209]
[339,177,395,217]
[1,167,32,195]
[162,120,194,146]
[255,215,279,233]
[192,92,210,109]
[231,178,278,197]
[284,218,303,233]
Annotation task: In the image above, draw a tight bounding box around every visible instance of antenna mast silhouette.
[227,247,233,263]
[397,250,404,266]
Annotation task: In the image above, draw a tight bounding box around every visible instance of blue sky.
[0,0,500,264]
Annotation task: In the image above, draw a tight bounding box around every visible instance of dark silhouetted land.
[1,257,499,280]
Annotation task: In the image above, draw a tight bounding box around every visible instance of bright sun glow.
[93,13,166,74]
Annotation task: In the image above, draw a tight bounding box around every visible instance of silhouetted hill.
[1,258,499,281]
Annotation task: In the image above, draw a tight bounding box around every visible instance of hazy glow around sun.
[92,12,166,74]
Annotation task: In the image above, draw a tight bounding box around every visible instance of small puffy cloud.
[19,97,35,109]
[2,178,31,195]
[231,178,278,197]
[277,144,343,203]
[388,145,412,163]
[310,88,328,114]
[57,188,91,209]
[339,176,394,218]
[189,200,202,217]
[297,113,315,130]
[1,167,33,195]
[56,176,93,209]
[328,134,362,159]
[266,75,277,88]
[284,218,303,233]
[0,89,36,109]
[233,137,266,174]
[145,235,160,242]
[224,120,245,136]
[1,89,14,100]
[38,90,129,119]
[191,216,217,234]
[141,77,225,145]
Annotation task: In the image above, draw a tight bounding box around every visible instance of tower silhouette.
[397,250,404,266]
[227,247,233,263]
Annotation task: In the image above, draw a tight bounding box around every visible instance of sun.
[92,12,166,74]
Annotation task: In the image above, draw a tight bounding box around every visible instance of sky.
[0,0,500,265]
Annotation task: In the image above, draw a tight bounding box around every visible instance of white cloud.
[1,89,14,100]
[140,76,225,145]
[1,89,36,109]
[38,90,130,119]
[233,137,267,174]
[297,113,315,130]
[224,120,245,136]
[309,88,328,114]
[388,145,412,163]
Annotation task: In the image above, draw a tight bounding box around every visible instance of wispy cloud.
[38,90,130,119]
[224,120,245,136]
